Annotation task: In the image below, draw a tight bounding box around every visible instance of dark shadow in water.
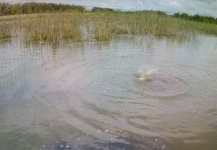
[41,136,169,150]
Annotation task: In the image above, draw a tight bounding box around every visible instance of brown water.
[0,34,217,150]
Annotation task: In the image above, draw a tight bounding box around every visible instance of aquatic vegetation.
[0,11,217,41]
[92,16,128,41]
[0,23,11,39]
[183,21,217,35]
[21,14,82,42]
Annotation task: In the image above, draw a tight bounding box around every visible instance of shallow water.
[0,34,217,150]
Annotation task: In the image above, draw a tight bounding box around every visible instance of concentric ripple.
[133,74,189,97]
[2,34,217,150]
[79,69,189,103]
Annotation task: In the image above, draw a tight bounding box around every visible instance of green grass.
[0,11,217,42]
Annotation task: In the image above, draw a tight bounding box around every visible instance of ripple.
[81,71,189,102]
[132,74,190,97]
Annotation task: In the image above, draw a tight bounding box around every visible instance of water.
[0,34,217,150]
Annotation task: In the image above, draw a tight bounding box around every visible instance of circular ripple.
[133,74,189,97]
[81,69,189,101]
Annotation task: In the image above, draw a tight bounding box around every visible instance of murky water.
[1,34,217,150]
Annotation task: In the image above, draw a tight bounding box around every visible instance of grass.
[0,11,217,42]
[0,23,12,39]
[20,13,82,42]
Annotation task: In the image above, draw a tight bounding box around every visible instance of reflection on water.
[1,34,217,150]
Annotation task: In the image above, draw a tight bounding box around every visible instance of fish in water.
[134,72,150,81]
[135,66,157,81]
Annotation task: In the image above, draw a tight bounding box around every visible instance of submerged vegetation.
[0,2,217,42]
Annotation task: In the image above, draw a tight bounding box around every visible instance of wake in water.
[135,65,158,81]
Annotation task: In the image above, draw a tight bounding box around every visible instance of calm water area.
[0,34,217,150]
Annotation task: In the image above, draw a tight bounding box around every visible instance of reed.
[0,11,216,42]
[92,15,128,41]
[0,23,11,39]
[21,13,82,42]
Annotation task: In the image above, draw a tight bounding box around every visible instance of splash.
[133,65,189,97]
[135,65,158,81]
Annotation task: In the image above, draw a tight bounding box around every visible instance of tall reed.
[1,11,217,42]
[0,23,11,39]
[22,14,82,42]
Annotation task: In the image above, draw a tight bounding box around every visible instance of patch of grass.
[93,29,111,41]
[0,11,217,42]
[22,14,82,42]
[181,20,217,35]
[92,15,129,40]
[0,23,11,39]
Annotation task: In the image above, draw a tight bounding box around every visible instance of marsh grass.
[182,21,217,35]
[0,23,12,39]
[0,11,217,42]
[21,14,82,42]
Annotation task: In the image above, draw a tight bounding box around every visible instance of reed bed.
[20,14,82,42]
[0,23,12,39]
[0,11,217,42]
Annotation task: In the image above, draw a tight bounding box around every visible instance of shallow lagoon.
[0,34,217,150]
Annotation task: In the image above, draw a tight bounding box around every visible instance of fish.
[134,72,150,81]
[135,67,157,81]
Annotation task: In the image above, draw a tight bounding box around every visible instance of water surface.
[0,34,217,150]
